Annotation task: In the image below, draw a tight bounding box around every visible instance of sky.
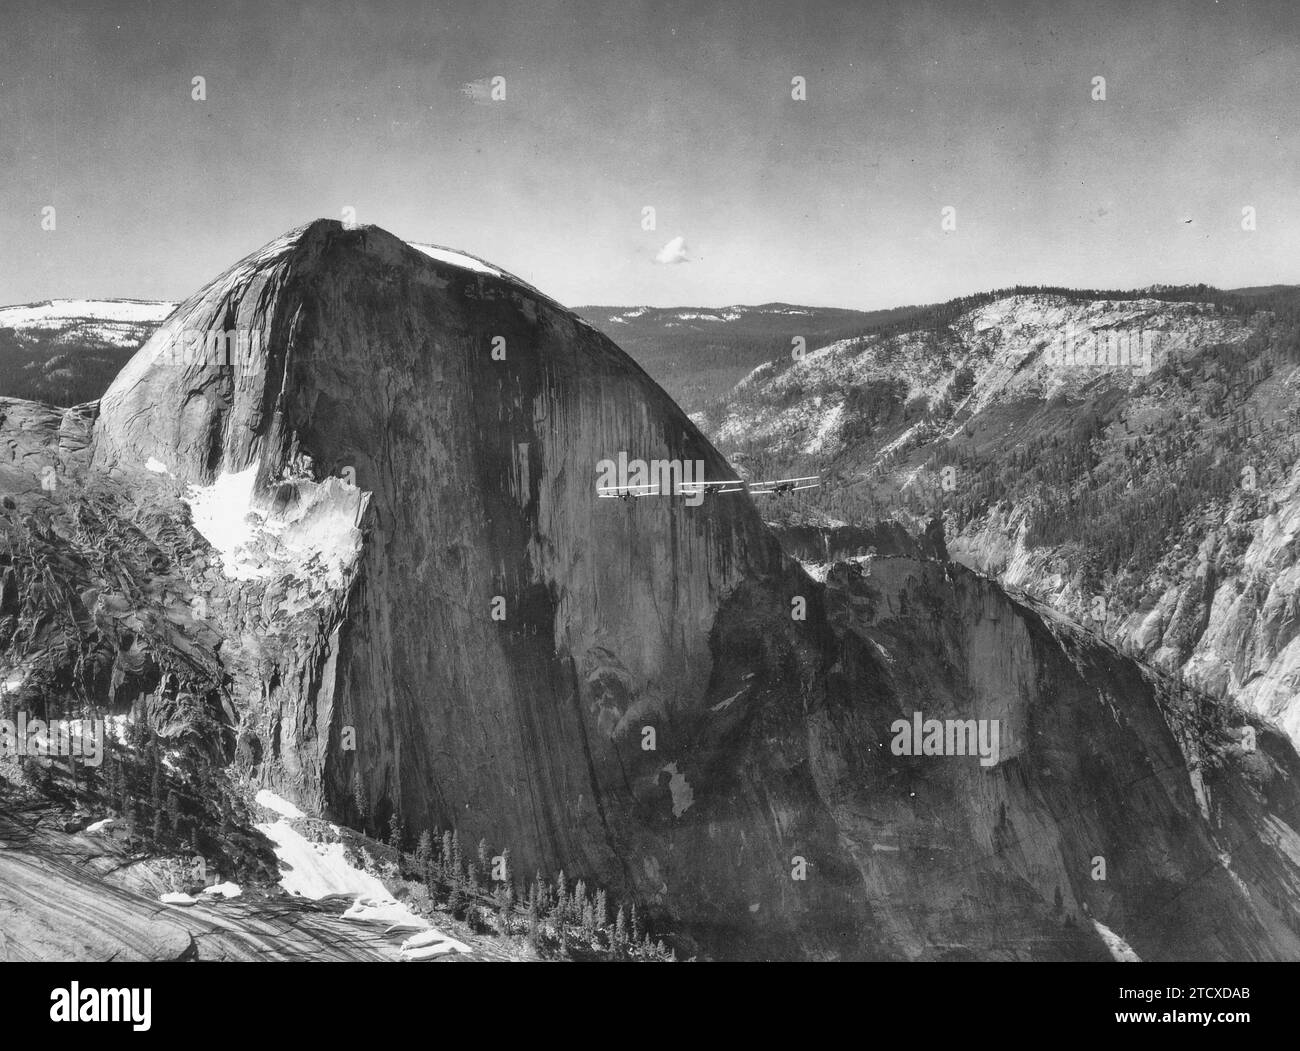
[1,0,1298,311]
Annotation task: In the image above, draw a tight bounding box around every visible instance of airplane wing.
[750,482,821,496]
[749,475,821,487]
[600,478,768,498]
[674,480,747,494]
[597,482,663,497]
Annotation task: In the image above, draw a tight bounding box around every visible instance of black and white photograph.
[1,0,1297,1029]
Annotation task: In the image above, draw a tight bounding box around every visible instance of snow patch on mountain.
[400,927,472,958]
[256,820,394,901]
[1091,919,1142,961]
[183,463,370,589]
[408,242,505,277]
[256,820,445,944]
[606,306,648,323]
[673,311,744,322]
[182,465,264,579]
[255,789,306,820]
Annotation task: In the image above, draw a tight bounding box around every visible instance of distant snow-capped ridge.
[0,299,177,327]
[601,304,818,324]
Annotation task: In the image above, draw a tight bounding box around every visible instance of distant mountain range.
[0,299,175,405]
[8,287,1292,415]
[573,302,934,411]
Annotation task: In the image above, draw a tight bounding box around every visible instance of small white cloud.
[654,235,690,264]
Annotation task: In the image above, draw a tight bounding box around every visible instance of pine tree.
[556,870,568,921]
[614,905,627,953]
[166,789,181,835]
[441,830,453,880]
[123,797,137,843]
[118,764,131,820]
[104,756,120,810]
[352,771,368,831]
[451,829,463,885]
[477,837,490,873]
[630,902,641,942]
[416,830,434,889]
[595,888,608,929]
[150,752,163,840]
[389,806,405,853]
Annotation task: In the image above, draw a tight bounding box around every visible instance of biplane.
[597,475,820,499]
[747,475,821,496]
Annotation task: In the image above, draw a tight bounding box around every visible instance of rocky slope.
[701,290,1300,754]
[0,796,504,962]
[4,230,1300,959]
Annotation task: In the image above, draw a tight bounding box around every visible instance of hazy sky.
[2,0,1298,310]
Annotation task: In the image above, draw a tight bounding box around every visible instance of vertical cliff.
[819,556,1300,959]
[87,220,858,954]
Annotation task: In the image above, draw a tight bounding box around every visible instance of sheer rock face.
[825,557,1300,961]
[9,218,1289,958]
[87,220,856,953]
[950,481,1300,750]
